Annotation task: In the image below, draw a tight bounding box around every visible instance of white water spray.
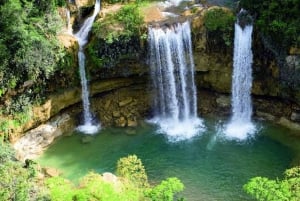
[75,0,101,134]
[225,21,255,140]
[148,21,204,141]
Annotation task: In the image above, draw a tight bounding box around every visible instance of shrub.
[145,177,184,201]
[203,8,235,47]
[117,154,149,188]
[244,166,300,200]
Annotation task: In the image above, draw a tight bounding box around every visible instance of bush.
[203,8,235,48]
[0,143,47,201]
[244,166,300,200]
[240,0,300,48]
[117,154,149,188]
[145,177,184,201]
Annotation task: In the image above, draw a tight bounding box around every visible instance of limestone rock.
[256,111,276,121]
[216,95,230,108]
[102,172,118,184]
[119,97,133,107]
[278,117,300,131]
[75,0,95,7]
[115,116,127,127]
[127,119,138,127]
[291,112,300,122]
[13,114,74,161]
[44,167,61,177]
[113,111,121,118]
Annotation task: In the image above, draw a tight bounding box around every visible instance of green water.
[38,119,297,201]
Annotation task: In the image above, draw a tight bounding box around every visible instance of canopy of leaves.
[239,0,300,49]
[244,166,300,201]
[0,0,65,106]
[203,8,235,49]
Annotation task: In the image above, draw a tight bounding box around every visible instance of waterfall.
[225,20,255,140]
[66,9,72,34]
[148,21,204,141]
[75,0,101,134]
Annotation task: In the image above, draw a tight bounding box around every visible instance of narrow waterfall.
[66,9,72,34]
[148,21,204,141]
[225,13,255,140]
[75,0,101,134]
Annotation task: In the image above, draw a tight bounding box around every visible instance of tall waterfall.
[148,21,204,141]
[225,20,255,140]
[75,0,101,134]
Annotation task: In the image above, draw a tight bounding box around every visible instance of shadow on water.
[38,117,299,201]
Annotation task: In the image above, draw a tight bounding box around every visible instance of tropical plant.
[117,154,149,188]
[244,166,300,200]
[145,177,185,201]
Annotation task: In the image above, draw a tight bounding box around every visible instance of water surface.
[38,118,297,201]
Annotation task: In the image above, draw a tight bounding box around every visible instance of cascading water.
[148,21,204,141]
[225,11,255,140]
[66,9,72,34]
[75,0,101,134]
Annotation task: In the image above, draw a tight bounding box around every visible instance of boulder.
[291,112,300,122]
[102,172,118,184]
[13,114,74,161]
[44,167,61,177]
[278,117,300,131]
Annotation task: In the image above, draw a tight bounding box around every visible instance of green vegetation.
[0,150,184,201]
[244,166,300,200]
[240,0,300,49]
[92,2,145,43]
[45,155,184,201]
[88,0,146,68]
[0,143,47,201]
[203,8,235,48]
[145,177,184,201]
[0,0,77,138]
[117,154,149,188]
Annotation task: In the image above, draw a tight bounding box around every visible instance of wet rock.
[278,117,300,131]
[81,136,94,144]
[291,111,300,122]
[13,114,74,162]
[125,129,137,135]
[256,111,276,121]
[216,95,230,108]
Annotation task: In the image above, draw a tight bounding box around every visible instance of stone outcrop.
[91,83,151,128]
[14,114,74,162]
[10,77,144,142]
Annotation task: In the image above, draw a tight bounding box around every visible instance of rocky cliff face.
[12,3,300,147]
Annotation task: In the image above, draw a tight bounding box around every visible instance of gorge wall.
[11,2,300,143]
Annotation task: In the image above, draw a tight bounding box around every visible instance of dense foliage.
[244,166,300,200]
[0,0,65,100]
[239,0,300,49]
[0,0,76,138]
[87,1,145,68]
[0,143,47,201]
[0,150,184,201]
[203,8,235,51]
[117,154,149,188]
